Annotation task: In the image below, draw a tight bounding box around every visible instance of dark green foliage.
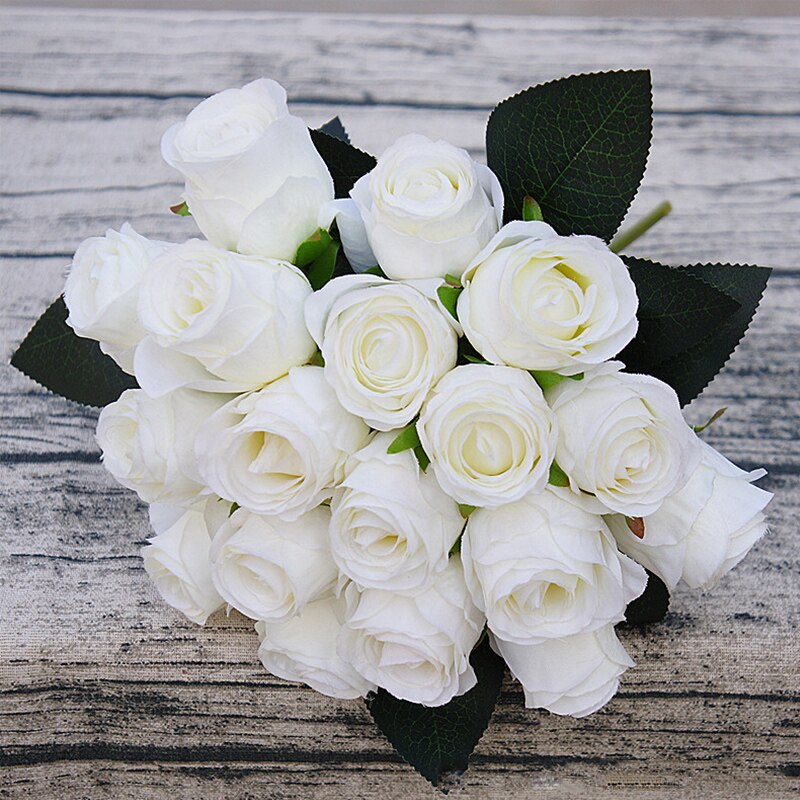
[309,128,376,198]
[621,258,770,405]
[623,570,670,625]
[367,637,505,786]
[11,297,137,407]
[486,70,652,240]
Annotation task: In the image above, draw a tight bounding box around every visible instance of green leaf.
[623,570,670,625]
[621,259,770,405]
[437,284,463,320]
[363,265,386,277]
[621,257,741,369]
[462,354,489,365]
[458,503,477,518]
[309,128,376,198]
[10,297,138,407]
[318,116,350,144]
[294,228,333,268]
[387,422,422,454]
[548,461,570,487]
[486,70,652,240]
[367,636,505,786]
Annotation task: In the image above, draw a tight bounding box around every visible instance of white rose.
[338,556,484,706]
[548,362,700,516]
[149,494,233,536]
[161,78,334,260]
[608,440,772,590]
[96,388,227,504]
[304,275,457,430]
[134,240,315,396]
[64,223,169,373]
[141,502,225,625]
[463,487,646,644]
[342,134,503,280]
[492,624,634,717]
[210,506,336,621]
[459,220,638,375]
[417,364,557,508]
[330,433,463,591]
[196,366,371,520]
[255,595,376,700]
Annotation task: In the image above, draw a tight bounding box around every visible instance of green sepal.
[306,239,340,291]
[548,461,570,487]
[692,406,727,433]
[522,196,544,222]
[169,201,191,216]
[294,228,333,268]
[387,422,422,455]
[366,636,505,786]
[530,370,564,390]
[414,445,431,472]
[437,284,463,320]
[10,296,138,408]
[458,504,477,518]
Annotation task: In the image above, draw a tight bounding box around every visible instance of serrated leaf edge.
[486,69,653,239]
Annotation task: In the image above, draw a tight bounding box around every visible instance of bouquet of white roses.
[11,71,773,785]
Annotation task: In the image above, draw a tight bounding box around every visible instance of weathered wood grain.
[0,8,798,800]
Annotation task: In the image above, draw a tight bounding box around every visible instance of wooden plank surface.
[1,8,799,799]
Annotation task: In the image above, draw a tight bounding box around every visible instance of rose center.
[461,422,514,476]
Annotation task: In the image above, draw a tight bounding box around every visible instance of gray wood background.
[1,8,798,799]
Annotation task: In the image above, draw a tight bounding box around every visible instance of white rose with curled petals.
[196,366,371,520]
[547,362,700,516]
[463,487,646,644]
[417,364,557,508]
[338,556,485,706]
[304,275,457,430]
[210,506,336,621]
[329,433,463,592]
[341,134,503,280]
[161,78,334,260]
[96,388,228,504]
[141,501,225,625]
[64,223,170,373]
[134,240,316,396]
[492,624,634,717]
[255,595,376,700]
[608,440,772,590]
[458,220,638,375]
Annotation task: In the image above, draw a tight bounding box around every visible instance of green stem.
[610,200,672,253]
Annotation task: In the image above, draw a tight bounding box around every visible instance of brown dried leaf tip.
[626,516,645,539]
